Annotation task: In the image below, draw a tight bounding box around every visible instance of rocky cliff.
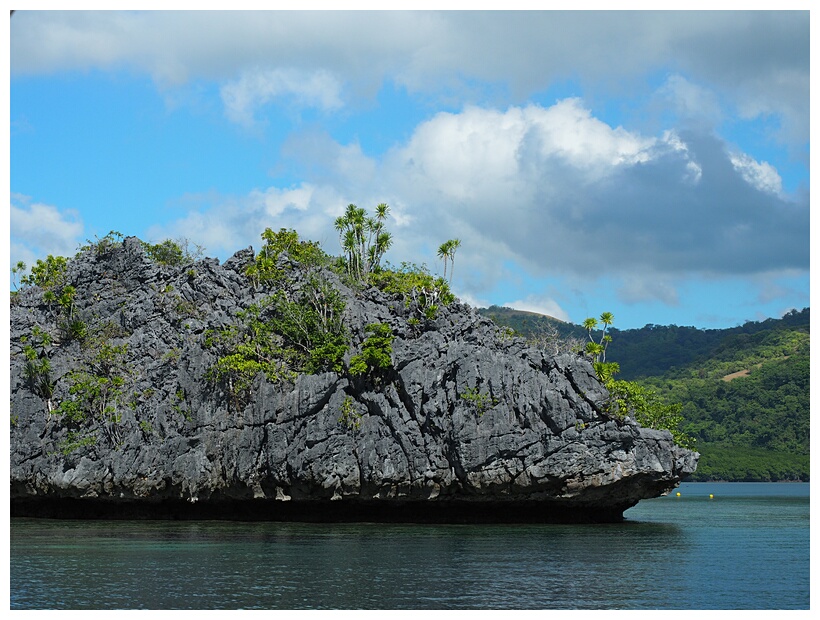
[10,236,698,522]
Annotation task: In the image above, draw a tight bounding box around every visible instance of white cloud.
[147,99,807,311]
[376,100,806,310]
[654,130,703,184]
[451,290,489,310]
[384,99,661,215]
[502,295,570,322]
[221,68,343,126]
[728,152,783,196]
[144,183,345,259]
[10,195,84,266]
[10,11,808,147]
[522,99,656,171]
[249,184,314,219]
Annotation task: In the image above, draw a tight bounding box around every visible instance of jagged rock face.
[10,237,698,522]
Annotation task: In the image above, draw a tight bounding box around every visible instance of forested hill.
[479,306,809,381]
[479,306,810,481]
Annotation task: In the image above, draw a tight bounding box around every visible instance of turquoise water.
[9,482,810,609]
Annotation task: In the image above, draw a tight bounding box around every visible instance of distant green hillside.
[479,306,810,481]
[479,306,809,381]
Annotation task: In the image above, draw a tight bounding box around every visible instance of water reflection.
[13,518,692,609]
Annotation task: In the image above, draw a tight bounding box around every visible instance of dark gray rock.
[9,237,698,522]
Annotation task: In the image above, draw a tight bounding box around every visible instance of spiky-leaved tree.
[583,311,614,365]
[334,203,393,281]
[437,238,461,284]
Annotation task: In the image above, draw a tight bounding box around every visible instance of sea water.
[9,482,810,609]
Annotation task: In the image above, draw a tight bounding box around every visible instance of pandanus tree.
[335,203,393,281]
[581,311,693,448]
[583,312,614,364]
[437,238,461,283]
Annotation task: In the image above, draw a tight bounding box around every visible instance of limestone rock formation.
[10,237,698,522]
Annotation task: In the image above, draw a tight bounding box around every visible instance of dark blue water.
[9,482,809,609]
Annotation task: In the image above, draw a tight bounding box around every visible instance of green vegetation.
[604,379,694,450]
[171,388,192,421]
[207,228,349,410]
[58,430,97,456]
[338,395,362,430]
[437,238,461,283]
[603,307,807,381]
[246,227,329,285]
[18,201,804,481]
[689,445,809,482]
[206,299,298,411]
[335,203,392,282]
[483,306,810,481]
[268,275,349,374]
[141,238,205,267]
[583,312,614,365]
[142,239,187,266]
[55,338,132,446]
[480,306,583,356]
[80,230,124,256]
[20,254,68,289]
[11,260,27,292]
[580,313,695,450]
[349,323,394,377]
[22,326,55,412]
[369,262,455,321]
[138,419,154,435]
[459,386,498,416]
[645,348,809,480]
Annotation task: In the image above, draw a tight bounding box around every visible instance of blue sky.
[8,9,812,330]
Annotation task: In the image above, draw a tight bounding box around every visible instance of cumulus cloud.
[380,100,808,287]
[10,195,84,266]
[149,98,807,313]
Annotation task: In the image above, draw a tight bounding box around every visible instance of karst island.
[10,205,698,523]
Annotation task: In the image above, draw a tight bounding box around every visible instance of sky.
[7,7,813,330]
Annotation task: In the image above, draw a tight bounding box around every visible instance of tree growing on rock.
[437,238,461,283]
[583,311,614,365]
[586,311,694,449]
[334,203,393,282]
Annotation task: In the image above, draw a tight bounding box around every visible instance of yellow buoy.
[709,494,714,499]
[676,492,681,497]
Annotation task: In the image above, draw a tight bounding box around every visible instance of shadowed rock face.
[10,237,698,522]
